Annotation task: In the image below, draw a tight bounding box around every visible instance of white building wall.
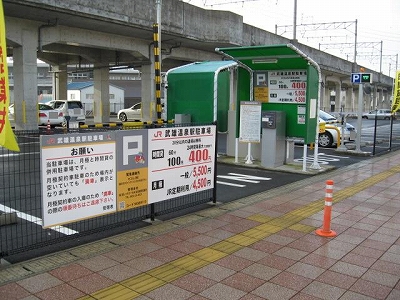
[67,90,81,101]
[109,85,124,113]
[70,85,124,115]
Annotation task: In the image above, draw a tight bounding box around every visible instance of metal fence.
[0,124,216,260]
[366,117,400,156]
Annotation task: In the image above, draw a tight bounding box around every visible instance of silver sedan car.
[362,109,395,120]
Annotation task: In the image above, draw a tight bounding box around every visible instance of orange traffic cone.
[315,180,337,237]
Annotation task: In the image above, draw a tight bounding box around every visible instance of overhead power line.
[275,20,356,36]
[202,0,262,6]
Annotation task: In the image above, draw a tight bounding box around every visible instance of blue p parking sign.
[351,73,361,83]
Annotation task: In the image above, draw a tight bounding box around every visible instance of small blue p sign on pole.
[351,73,361,84]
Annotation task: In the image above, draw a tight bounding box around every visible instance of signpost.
[351,72,372,152]
[239,101,261,164]
[351,73,372,84]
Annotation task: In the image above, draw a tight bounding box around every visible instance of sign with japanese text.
[254,72,269,102]
[115,130,149,211]
[41,133,116,228]
[267,70,307,104]
[148,125,216,201]
[40,125,217,227]
[239,101,261,143]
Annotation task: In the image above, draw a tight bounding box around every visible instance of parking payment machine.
[261,111,286,168]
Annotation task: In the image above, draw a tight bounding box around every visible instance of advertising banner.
[0,0,19,151]
[391,70,400,113]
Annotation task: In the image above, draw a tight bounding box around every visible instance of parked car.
[47,100,86,125]
[8,103,14,119]
[8,104,15,127]
[9,103,64,127]
[117,103,142,122]
[362,109,395,120]
[38,103,65,126]
[318,110,356,148]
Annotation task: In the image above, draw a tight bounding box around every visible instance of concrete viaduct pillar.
[12,29,38,130]
[364,87,373,111]
[93,65,110,124]
[323,75,341,113]
[377,88,383,109]
[140,64,155,123]
[322,84,330,112]
[52,65,68,100]
[345,87,354,112]
[334,84,341,112]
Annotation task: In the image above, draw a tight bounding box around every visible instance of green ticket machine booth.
[216,44,321,169]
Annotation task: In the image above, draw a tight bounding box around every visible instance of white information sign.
[268,70,307,104]
[239,101,261,143]
[40,125,217,227]
[148,125,216,202]
[41,133,116,228]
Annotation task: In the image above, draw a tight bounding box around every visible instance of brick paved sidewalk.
[1,151,400,300]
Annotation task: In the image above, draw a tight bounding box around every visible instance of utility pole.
[379,41,383,73]
[156,0,161,45]
[155,0,162,120]
[293,0,297,41]
[354,19,357,68]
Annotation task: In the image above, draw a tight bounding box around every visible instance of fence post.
[316,179,337,237]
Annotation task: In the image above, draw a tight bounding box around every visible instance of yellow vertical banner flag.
[0,0,19,152]
[391,70,400,114]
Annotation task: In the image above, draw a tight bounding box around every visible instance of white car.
[47,100,86,125]
[38,103,65,126]
[9,103,64,127]
[8,103,14,119]
[318,110,356,148]
[117,103,142,122]
[362,109,395,120]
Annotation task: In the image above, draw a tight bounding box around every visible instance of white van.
[47,100,86,125]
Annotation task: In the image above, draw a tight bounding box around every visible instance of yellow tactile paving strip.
[78,164,400,300]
